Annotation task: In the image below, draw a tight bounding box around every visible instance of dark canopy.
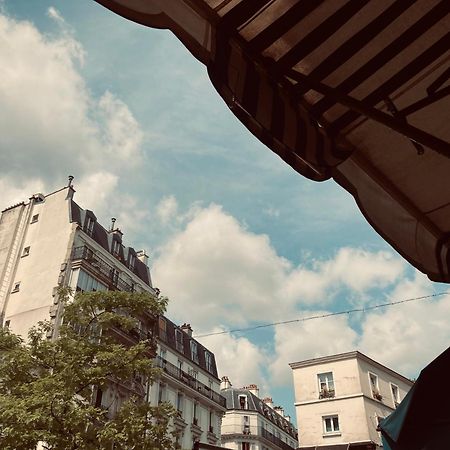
[380,346,450,450]
[95,0,450,282]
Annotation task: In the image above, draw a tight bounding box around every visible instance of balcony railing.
[154,356,226,408]
[72,245,133,292]
[260,428,297,450]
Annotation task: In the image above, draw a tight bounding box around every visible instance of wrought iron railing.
[260,428,297,450]
[154,356,226,408]
[72,245,133,292]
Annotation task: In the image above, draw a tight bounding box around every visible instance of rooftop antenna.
[110,217,116,231]
[68,175,74,187]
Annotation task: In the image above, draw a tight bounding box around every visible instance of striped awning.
[95,0,450,282]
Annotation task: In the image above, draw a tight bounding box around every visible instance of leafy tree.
[0,289,176,450]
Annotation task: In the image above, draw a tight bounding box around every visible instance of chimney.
[262,397,273,409]
[244,384,259,398]
[136,250,149,266]
[274,406,285,417]
[221,376,232,390]
[181,323,193,337]
[110,217,116,231]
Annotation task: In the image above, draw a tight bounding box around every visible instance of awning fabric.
[380,346,450,450]
[95,0,450,282]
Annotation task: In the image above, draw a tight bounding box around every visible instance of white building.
[220,379,298,450]
[0,181,226,449]
[289,351,413,450]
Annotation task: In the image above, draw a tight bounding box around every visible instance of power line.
[194,292,449,338]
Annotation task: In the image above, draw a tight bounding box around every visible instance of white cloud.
[152,204,293,329]
[156,195,178,225]
[269,314,358,386]
[0,11,143,212]
[153,204,406,331]
[359,273,450,377]
[197,330,269,393]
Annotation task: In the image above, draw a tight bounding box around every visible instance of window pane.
[332,417,339,431]
[325,418,332,432]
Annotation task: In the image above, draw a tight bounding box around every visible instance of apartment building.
[220,378,298,450]
[290,351,413,450]
[0,180,226,449]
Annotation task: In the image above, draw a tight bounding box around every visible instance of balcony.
[72,245,133,292]
[319,388,335,399]
[260,428,297,450]
[154,356,226,408]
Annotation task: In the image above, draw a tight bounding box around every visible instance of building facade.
[290,351,413,450]
[220,379,298,450]
[0,182,226,449]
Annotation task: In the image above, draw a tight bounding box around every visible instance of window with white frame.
[204,350,213,373]
[190,339,199,363]
[369,373,382,400]
[391,383,400,407]
[85,216,95,236]
[177,392,184,415]
[323,415,340,434]
[111,239,121,256]
[239,394,248,410]
[175,329,184,353]
[318,372,335,398]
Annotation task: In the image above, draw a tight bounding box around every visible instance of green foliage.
[0,289,175,450]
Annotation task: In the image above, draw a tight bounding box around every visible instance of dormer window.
[112,239,121,256]
[239,395,248,410]
[205,350,213,373]
[85,216,95,237]
[129,254,136,271]
[175,329,184,353]
[190,340,199,363]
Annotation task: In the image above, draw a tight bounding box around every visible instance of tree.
[0,289,176,450]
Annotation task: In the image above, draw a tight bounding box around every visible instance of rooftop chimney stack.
[136,250,149,267]
[68,175,74,186]
[110,217,116,231]
[274,406,285,417]
[221,376,232,390]
[181,323,193,337]
[244,384,259,398]
[262,397,273,409]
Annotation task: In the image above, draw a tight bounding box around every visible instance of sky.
[1,0,449,419]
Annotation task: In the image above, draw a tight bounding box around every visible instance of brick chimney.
[262,397,273,408]
[221,376,232,390]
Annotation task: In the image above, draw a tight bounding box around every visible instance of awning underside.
[96,0,450,282]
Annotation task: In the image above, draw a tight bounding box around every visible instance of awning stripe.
[276,0,371,71]
[312,0,449,116]
[295,0,417,96]
[220,0,271,30]
[330,31,450,133]
[247,0,325,53]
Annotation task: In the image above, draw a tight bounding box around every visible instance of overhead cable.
[194,292,448,338]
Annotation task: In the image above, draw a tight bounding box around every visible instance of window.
[110,268,119,285]
[193,402,198,423]
[239,395,248,410]
[369,373,382,400]
[318,372,335,398]
[175,329,184,353]
[243,415,250,434]
[323,415,340,434]
[129,254,136,271]
[209,410,214,433]
[94,388,103,408]
[177,392,184,415]
[84,216,95,236]
[159,347,167,360]
[158,317,167,341]
[112,239,121,256]
[11,282,20,293]
[190,340,199,363]
[205,350,213,373]
[76,270,107,292]
[158,383,165,404]
[22,246,30,257]
[30,214,39,223]
[242,443,250,450]
[391,383,400,407]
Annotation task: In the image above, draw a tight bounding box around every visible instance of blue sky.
[1,0,449,419]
